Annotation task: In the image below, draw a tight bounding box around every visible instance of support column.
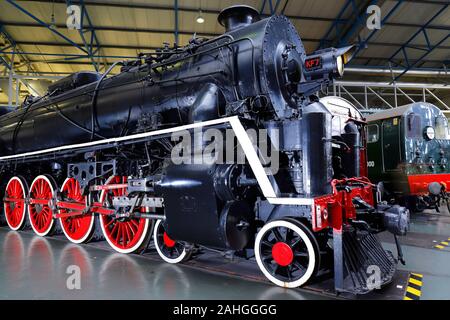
[8,69,13,108]
[333,227,344,292]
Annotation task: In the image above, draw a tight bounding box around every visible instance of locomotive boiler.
[0,5,409,294]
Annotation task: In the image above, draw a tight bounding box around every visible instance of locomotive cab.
[366,102,450,212]
[319,96,366,179]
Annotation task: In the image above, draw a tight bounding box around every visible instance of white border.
[153,219,187,264]
[0,117,239,160]
[254,220,316,288]
[28,175,55,237]
[0,116,314,207]
[59,178,95,244]
[99,176,150,254]
[4,176,27,231]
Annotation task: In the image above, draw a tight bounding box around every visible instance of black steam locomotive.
[0,6,408,294]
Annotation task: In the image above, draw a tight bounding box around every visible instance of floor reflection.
[152,263,191,298]
[2,231,25,287]
[0,228,326,300]
[99,253,148,296]
[26,237,55,296]
[57,244,94,297]
[259,286,311,300]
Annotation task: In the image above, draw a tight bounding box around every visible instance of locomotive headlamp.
[304,45,356,79]
[336,55,344,77]
[338,45,357,64]
[424,126,435,140]
[334,45,356,76]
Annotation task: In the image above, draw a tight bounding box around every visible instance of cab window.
[435,116,449,139]
[406,113,421,138]
[331,115,342,137]
[366,124,379,143]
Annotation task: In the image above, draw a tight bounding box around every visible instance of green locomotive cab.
[365,102,450,212]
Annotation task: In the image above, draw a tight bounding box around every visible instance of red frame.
[312,177,375,232]
[407,173,450,195]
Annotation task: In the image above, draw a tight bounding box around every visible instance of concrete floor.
[381,208,450,300]
[0,228,326,300]
[1,208,450,300]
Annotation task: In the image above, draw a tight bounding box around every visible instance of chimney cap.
[218,5,260,31]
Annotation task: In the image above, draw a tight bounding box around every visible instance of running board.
[334,228,397,295]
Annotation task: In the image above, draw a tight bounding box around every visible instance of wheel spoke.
[174,245,182,256]
[272,228,284,242]
[294,252,309,257]
[261,240,274,248]
[131,219,139,229]
[110,222,119,235]
[286,266,293,281]
[115,224,122,244]
[124,223,132,243]
[128,221,137,235]
[293,260,306,273]
[105,218,114,228]
[272,264,281,276]
[286,228,294,242]
[290,236,303,248]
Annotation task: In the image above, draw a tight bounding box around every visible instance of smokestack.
[218,5,260,32]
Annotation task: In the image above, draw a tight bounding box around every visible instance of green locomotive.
[365,102,450,212]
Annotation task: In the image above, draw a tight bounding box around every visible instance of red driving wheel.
[99,176,152,254]
[4,176,28,231]
[59,178,95,244]
[28,175,57,237]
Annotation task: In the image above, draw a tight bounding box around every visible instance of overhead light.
[49,13,57,30]
[49,0,57,30]
[196,10,205,24]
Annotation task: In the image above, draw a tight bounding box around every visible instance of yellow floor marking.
[435,245,445,249]
[403,296,413,300]
[409,278,423,286]
[411,273,423,278]
[407,286,421,297]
